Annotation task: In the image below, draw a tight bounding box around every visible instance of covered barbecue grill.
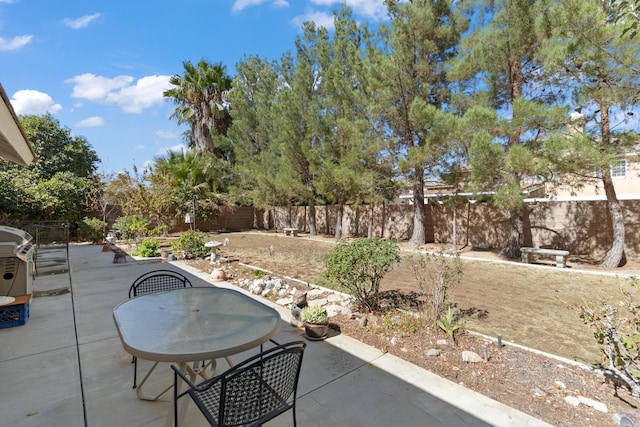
[0,225,35,297]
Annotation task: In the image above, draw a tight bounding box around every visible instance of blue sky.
[1,0,390,175]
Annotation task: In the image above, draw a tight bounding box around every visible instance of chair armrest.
[171,364,224,393]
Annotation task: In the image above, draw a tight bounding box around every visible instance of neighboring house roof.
[0,83,37,166]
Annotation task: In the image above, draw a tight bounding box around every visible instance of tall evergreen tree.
[542,0,640,267]
[228,55,284,209]
[369,0,464,245]
[451,0,566,258]
[315,6,383,239]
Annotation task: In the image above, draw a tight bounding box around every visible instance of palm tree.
[164,59,233,158]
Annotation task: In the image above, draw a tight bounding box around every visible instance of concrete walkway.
[0,244,552,427]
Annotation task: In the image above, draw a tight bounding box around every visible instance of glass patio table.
[113,287,282,402]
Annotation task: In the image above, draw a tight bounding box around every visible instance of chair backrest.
[128,269,192,298]
[217,341,306,426]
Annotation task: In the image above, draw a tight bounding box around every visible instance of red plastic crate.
[0,295,31,329]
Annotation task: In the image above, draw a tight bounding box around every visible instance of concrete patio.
[0,244,552,426]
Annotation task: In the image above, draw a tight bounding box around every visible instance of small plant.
[170,230,208,259]
[436,306,465,343]
[300,305,329,324]
[253,269,267,279]
[137,238,160,257]
[323,238,400,312]
[381,312,420,338]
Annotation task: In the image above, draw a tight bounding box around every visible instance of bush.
[138,238,160,257]
[571,278,640,399]
[113,215,149,242]
[171,230,208,259]
[408,250,463,327]
[323,238,400,312]
[78,217,107,243]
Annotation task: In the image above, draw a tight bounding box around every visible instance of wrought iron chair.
[128,269,193,389]
[172,341,306,427]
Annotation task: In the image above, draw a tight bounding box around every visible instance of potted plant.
[300,305,329,341]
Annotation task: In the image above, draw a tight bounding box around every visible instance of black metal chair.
[128,269,193,389]
[172,341,306,427]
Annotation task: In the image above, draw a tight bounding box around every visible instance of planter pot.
[160,249,169,259]
[303,322,329,341]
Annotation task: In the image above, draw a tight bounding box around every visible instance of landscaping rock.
[462,351,483,363]
[436,339,448,346]
[425,348,440,357]
[578,396,608,413]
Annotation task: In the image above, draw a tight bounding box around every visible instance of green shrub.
[301,305,329,324]
[170,230,208,259]
[113,215,149,241]
[150,225,170,236]
[78,217,107,243]
[138,238,160,257]
[323,238,400,312]
[253,269,267,279]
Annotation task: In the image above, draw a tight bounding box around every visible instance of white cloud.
[156,129,178,139]
[64,13,101,29]
[66,73,171,113]
[311,0,387,20]
[10,90,62,115]
[66,73,132,101]
[0,0,15,3]
[232,0,265,12]
[105,75,172,113]
[232,0,289,12]
[0,35,33,51]
[292,11,335,30]
[75,116,105,127]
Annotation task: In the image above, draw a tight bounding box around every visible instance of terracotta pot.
[210,268,227,282]
[304,322,329,341]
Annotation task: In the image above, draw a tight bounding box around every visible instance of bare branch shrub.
[409,250,463,327]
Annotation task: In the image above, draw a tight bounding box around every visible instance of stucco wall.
[262,200,640,259]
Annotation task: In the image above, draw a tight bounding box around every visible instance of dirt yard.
[178,231,640,426]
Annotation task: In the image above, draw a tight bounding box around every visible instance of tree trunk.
[452,204,457,252]
[335,202,344,240]
[598,102,626,268]
[308,201,317,236]
[500,208,523,259]
[367,204,374,239]
[409,167,426,246]
[601,171,626,267]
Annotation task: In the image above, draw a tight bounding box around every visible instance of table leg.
[136,361,172,401]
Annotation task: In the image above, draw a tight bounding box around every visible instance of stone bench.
[283,227,298,237]
[520,247,570,268]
